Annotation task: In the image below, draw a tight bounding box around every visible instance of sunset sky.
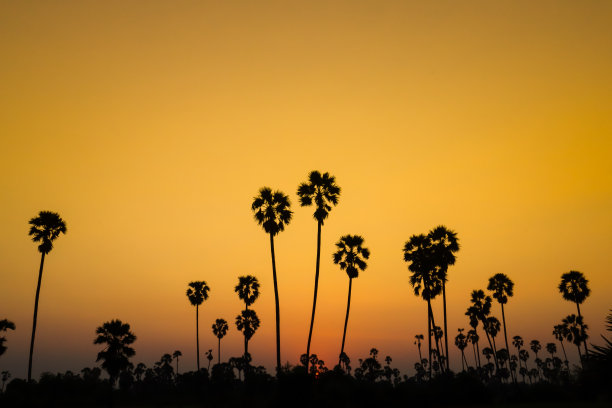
[1,1,611,378]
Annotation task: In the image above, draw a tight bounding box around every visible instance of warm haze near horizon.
[1,1,611,378]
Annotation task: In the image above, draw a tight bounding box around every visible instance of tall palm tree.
[488,273,515,381]
[94,319,136,386]
[559,271,590,355]
[333,234,370,364]
[0,319,16,357]
[562,314,588,366]
[404,234,445,377]
[27,211,67,381]
[297,170,340,372]
[428,226,459,371]
[235,310,260,356]
[251,187,292,373]
[212,318,229,364]
[466,290,496,371]
[552,324,569,370]
[172,350,182,375]
[186,281,210,371]
[235,275,260,310]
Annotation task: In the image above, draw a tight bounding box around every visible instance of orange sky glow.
[1,1,611,378]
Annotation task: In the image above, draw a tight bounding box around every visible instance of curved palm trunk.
[339,277,353,364]
[576,342,583,367]
[472,342,478,367]
[427,300,444,373]
[475,335,482,369]
[196,305,200,371]
[427,303,432,379]
[269,233,282,373]
[28,252,46,382]
[501,304,515,383]
[442,281,449,371]
[558,339,569,370]
[575,302,588,356]
[306,221,322,373]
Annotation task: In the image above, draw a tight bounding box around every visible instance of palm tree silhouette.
[427,226,459,371]
[172,350,182,375]
[484,317,501,368]
[206,349,213,371]
[297,170,340,372]
[466,290,497,372]
[251,187,292,373]
[333,234,370,364]
[94,319,136,386]
[466,329,480,368]
[559,271,590,355]
[404,234,445,377]
[235,275,260,310]
[27,211,67,382]
[562,314,588,367]
[552,324,570,370]
[512,335,524,371]
[488,273,515,381]
[186,281,210,371]
[455,328,469,371]
[236,309,260,356]
[0,319,16,357]
[212,318,229,364]
[414,334,424,363]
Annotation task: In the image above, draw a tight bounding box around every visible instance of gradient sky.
[1,1,611,378]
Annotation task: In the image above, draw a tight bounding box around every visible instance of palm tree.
[212,318,229,364]
[27,211,67,382]
[427,226,459,371]
[546,342,557,359]
[552,324,569,370]
[94,319,136,386]
[484,317,501,361]
[235,275,260,310]
[205,349,213,371]
[414,334,424,363]
[562,314,588,366]
[172,350,182,375]
[559,271,590,355]
[297,170,340,372]
[0,319,16,357]
[512,335,524,370]
[186,281,210,371]
[235,309,260,356]
[404,234,445,377]
[455,328,469,371]
[251,187,292,373]
[333,234,370,364]
[466,290,497,372]
[466,329,480,368]
[488,273,515,381]
[134,363,146,382]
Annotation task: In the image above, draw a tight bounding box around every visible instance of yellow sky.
[1,1,611,377]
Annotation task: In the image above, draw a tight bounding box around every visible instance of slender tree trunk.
[501,304,515,383]
[472,342,478,368]
[427,300,444,373]
[269,233,282,374]
[461,350,465,371]
[575,302,588,356]
[559,340,569,370]
[28,252,46,382]
[218,338,221,365]
[417,343,423,363]
[176,358,179,376]
[196,305,200,371]
[339,278,352,364]
[476,334,482,369]
[576,343,583,367]
[427,302,432,379]
[442,281,450,371]
[306,221,322,373]
[483,330,499,373]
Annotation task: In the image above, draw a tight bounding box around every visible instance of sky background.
[1,0,611,378]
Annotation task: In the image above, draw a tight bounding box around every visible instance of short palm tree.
[414,334,424,363]
[552,324,570,369]
[466,329,480,368]
[488,273,515,381]
[212,318,229,364]
[427,226,459,371]
[172,350,182,375]
[333,234,370,364]
[297,170,340,372]
[512,335,524,370]
[562,314,588,366]
[559,271,590,355]
[404,234,444,377]
[466,290,497,372]
[455,328,469,371]
[0,319,16,357]
[235,309,260,356]
[252,187,292,373]
[186,281,210,371]
[94,319,136,386]
[27,211,67,381]
[235,275,260,310]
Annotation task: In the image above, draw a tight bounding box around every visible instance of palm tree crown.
[297,170,341,223]
[236,310,260,342]
[186,281,210,306]
[488,273,514,305]
[28,211,67,254]
[251,187,292,235]
[212,319,229,339]
[235,276,260,308]
[558,271,590,305]
[0,319,16,357]
[428,226,459,279]
[94,319,136,385]
[403,234,442,301]
[333,235,370,278]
